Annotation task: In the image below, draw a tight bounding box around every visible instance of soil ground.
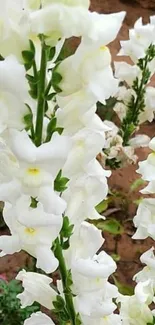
[0,0,155,292]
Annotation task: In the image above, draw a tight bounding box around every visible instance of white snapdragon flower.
[134,280,155,305]
[140,86,155,123]
[30,8,125,47]
[0,195,63,272]
[74,285,118,318]
[133,198,155,240]
[63,159,110,224]
[62,222,117,319]
[129,135,150,148]
[114,61,140,86]
[118,294,153,325]
[56,97,97,135]
[0,130,70,210]
[84,11,125,47]
[0,55,29,133]
[56,44,118,104]
[30,4,90,45]
[134,247,155,287]
[137,137,155,184]
[81,314,122,325]
[16,270,57,309]
[0,0,31,60]
[24,312,54,325]
[63,126,106,176]
[66,222,116,280]
[56,97,110,136]
[118,17,155,62]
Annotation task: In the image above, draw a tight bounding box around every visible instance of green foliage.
[106,157,121,170]
[24,104,33,131]
[60,216,74,250]
[96,218,124,235]
[96,97,117,121]
[52,295,70,323]
[0,279,40,325]
[51,65,62,93]
[119,44,155,146]
[22,40,35,71]
[52,295,82,325]
[95,199,108,214]
[46,117,64,142]
[54,170,69,193]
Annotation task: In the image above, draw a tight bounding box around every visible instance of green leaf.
[30,197,38,208]
[29,87,38,99]
[66,270,73,287]
[53,295,65,311]
[75,313,82,325]
[51,65,62,93]
[23,105,33,130]
[26,74,38,85]
[47,117,57,134]
[22,50,35,64]
[54,170,69,193]
[96,218,124,235]
[48,47,56,61]
[95,200,108,214]
[29,40,35,55]
[46,93,56,101]
[60,216,74,240]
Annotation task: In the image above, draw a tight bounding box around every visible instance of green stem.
[131,57,148,123]
[35,37,47,146]
[55,238,76,325]
[120,56,149,146]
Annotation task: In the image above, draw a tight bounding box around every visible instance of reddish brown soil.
[0,0,155,291]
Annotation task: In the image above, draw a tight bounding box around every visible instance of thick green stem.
[55,238,76,325]
[35,38,47,146]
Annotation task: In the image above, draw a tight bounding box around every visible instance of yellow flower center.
[25,227,36,235]
[100,45,108,51]
[27,168,40,175]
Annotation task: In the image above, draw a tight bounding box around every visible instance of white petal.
[36,246,59,273]
[0,235,21,255]
[24,312,54,325]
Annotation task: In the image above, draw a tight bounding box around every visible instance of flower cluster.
[103,17,155,169]
[0,1,155,324]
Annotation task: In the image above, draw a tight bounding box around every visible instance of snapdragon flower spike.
[0,2,129,324]
[0,195,63,273]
